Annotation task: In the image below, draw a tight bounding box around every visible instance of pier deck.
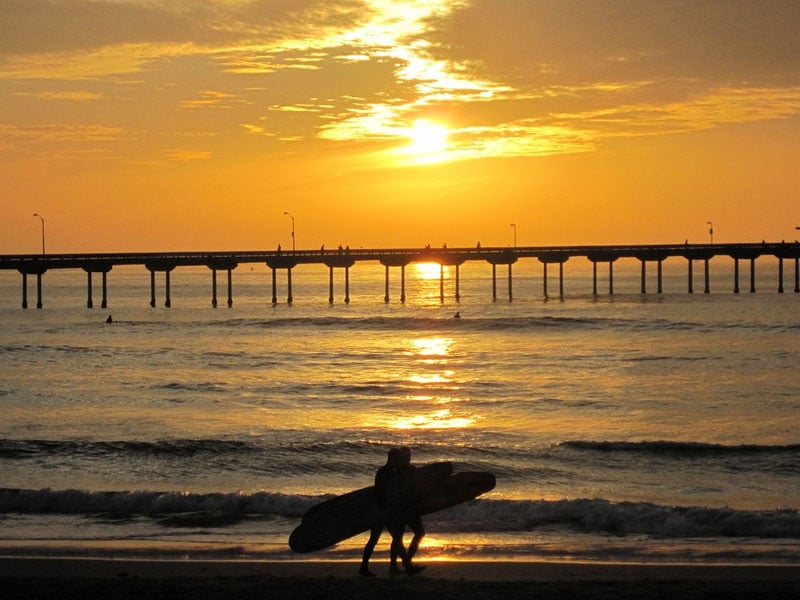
[2,243,798,308]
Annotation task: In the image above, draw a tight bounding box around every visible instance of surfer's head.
[386,448,403,466]
[399,446,412,466]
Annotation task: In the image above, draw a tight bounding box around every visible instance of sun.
[414,262,443,280]
[406,119,449,155]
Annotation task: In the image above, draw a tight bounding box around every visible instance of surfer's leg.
[387,521,407,574]
[389,521,424,575]
[407,516,425,560]
[359,524,383,576]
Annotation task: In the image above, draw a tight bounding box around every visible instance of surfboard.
[402,471,496,519]
[289,461,454,553]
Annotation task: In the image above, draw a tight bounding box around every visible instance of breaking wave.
[2,488,798,539]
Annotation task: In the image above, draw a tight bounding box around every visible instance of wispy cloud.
[2,0,800,167]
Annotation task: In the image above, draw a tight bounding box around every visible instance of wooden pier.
[1,243,799,308]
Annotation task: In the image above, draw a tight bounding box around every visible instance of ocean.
[1,256,798,566]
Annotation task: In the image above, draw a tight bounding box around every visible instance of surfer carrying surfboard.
[359,447,425,577]
[386,447,426,574]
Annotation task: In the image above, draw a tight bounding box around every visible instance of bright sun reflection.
[413,262,444,280]
[411,337,453,356]
[392,408,476,430]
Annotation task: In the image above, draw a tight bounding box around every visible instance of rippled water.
[1,258,798,564]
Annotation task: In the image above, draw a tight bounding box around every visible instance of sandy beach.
[1,557,798,599]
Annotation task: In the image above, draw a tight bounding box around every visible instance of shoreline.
[2,557,798,600]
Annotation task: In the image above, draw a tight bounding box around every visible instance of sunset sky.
[2,0,799,253]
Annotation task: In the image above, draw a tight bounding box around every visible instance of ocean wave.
[152,381,230,393]
[2,488,798,539]
[0,488,312,519]
[560,440,800,456]
[0,437,396,461]
[0,438,259,459]
[211,315,649,333]
[462,498,800,539]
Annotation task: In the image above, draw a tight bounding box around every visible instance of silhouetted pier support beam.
[379,257,410,304]
[683,251,714,294]
[83,264,113,308]
[488,253,517,302]
[640,261,646,294]
[437,261,464,302]
[207,260,237,308]
[19,266,47,309]
[609,261,614,295]
[322,257,356,304]
[685,259,710,293]
[145,262,176,307]
[795,258,800,293]
[265,258,299,305]
[587,254,615,296]
[636,258,665,294]
[209,268,234,307]
[729,252,763,294]
[489,263,514,301]
[778,257,784,293]
[538,254,568,299]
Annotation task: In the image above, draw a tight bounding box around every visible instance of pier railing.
[2,242,799,308]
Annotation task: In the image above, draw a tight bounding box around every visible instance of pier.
[1,243,799,308]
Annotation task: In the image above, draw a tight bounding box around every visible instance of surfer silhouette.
[359,448,425,577]
[387,447,425,573]
[359,448,402,576]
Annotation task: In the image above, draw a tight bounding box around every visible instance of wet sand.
[1,557,798,599]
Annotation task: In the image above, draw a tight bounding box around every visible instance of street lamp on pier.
[283,211,295,251]
[32,213,45,255]
[510,223,517,247]
[706,221,714,244]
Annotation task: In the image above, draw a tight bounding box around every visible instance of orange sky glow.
[2,0,800,253]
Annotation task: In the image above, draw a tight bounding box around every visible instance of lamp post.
[33,213,45,255]
[283,211,295,251]
[706,221,714,244]
[510,223,517,247]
